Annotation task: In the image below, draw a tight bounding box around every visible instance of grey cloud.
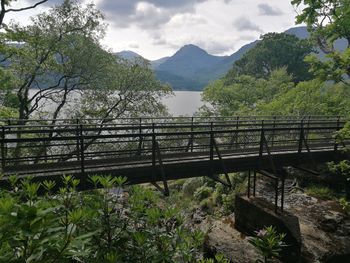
[27,0,64,7]
[233,17,263,32]
[258,3,283,16]
[97,0,207,29]
[194,39,233,54]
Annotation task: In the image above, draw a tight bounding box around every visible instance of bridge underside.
[1,149,345,189]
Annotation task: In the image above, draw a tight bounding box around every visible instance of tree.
[225,33,314,84]
[1,0,105,123]
[0,0,48,28]
[258,80,350,116]
[292,0,350,84]
[0,0,170,161]
[201,68,294,116]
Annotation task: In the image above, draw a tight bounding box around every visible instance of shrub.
[339,198,350,215]
[199,198,215,214]
[0,175,207,262]
[194,186,213,201]
[182,177,205,196]
[249,226,286,263]
[221,192,236,214]
[305,185,334,200]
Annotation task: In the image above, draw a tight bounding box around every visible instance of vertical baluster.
[281,174,285,212]
[253,171,256,196]
[138,117,143,155]
[275,178,278,214]
[210,122,214,177]
[79,124,85,177]
[298,120,304,153]
[190,117,194,152]
[334,116,340,151]
[259,120,265,157]
[235,116,239,149]
[1,126,5,171]
[247,170,251,198]
[152,123,156,179]
[271,116,276,148]
[76,119,80,161]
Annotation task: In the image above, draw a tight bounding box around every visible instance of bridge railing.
[0,117,347,176]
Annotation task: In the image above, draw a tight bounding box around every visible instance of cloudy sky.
[5,0,303,60]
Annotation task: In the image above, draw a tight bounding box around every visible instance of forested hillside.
[120,26,347,91]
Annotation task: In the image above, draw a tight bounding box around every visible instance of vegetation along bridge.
[0,116,349,212]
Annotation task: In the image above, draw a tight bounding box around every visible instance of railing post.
[190,117,194,152]
[76,119,80,161]
[247,170,251,198]
[281,173,285,212]
[259,120,265,157]
[275,178,278,214]
[1,126,6,171]
[334,116,340,152]
[253,171,256,196]
[138,118,143,155]
[152,123,156,179]
[79,124,85,177]
[271,116,276,148]
[210,122,214,177]
[235,116,239,149]
[298,120,304,153]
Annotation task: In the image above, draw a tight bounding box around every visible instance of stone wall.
[234,195,301,263]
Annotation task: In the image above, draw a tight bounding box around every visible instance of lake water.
[29,90,204,117]
[164,91,203,116]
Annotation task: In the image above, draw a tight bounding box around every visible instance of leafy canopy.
[225,33,314,84]
[292,0,350,84]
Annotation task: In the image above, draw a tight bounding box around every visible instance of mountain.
[153,26,349,90]
[150,57,169,69]
[156,44,226,78]
[152,42,263,90]
[119,26,347,91]
[154,44,228,90]
[115,50,143,60]
[285,26,347,52]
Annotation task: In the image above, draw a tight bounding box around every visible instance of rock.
[192,208,206,224]
[202,215,260,263]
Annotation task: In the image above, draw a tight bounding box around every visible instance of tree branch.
[5,0,48,13]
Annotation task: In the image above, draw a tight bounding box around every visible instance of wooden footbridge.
[0,116,349,211]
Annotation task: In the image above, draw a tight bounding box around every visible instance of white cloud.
[6,0,300,60]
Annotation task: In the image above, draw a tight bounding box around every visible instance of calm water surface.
[29,90,204,117]
[164,91,203,116]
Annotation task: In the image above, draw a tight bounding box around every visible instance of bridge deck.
[0,116,348,186]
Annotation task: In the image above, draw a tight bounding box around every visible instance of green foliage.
[0,106,18,120]
[339,197,350,214]
[182,177,205,196]
[0,175,208,262]
[335,122,350,151]
[225,33,314,83]
[249,226,286,263]
[194,185,213,201]
[260,80,350,117]
[305,185,335,200]
[328,160,350,181]
[201,68,294,116]
[198,254,230,263]
[292,0,350,83]
[201,67,350,117]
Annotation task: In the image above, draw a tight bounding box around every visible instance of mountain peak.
[116,50,143,60]
[176,44,208,55]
